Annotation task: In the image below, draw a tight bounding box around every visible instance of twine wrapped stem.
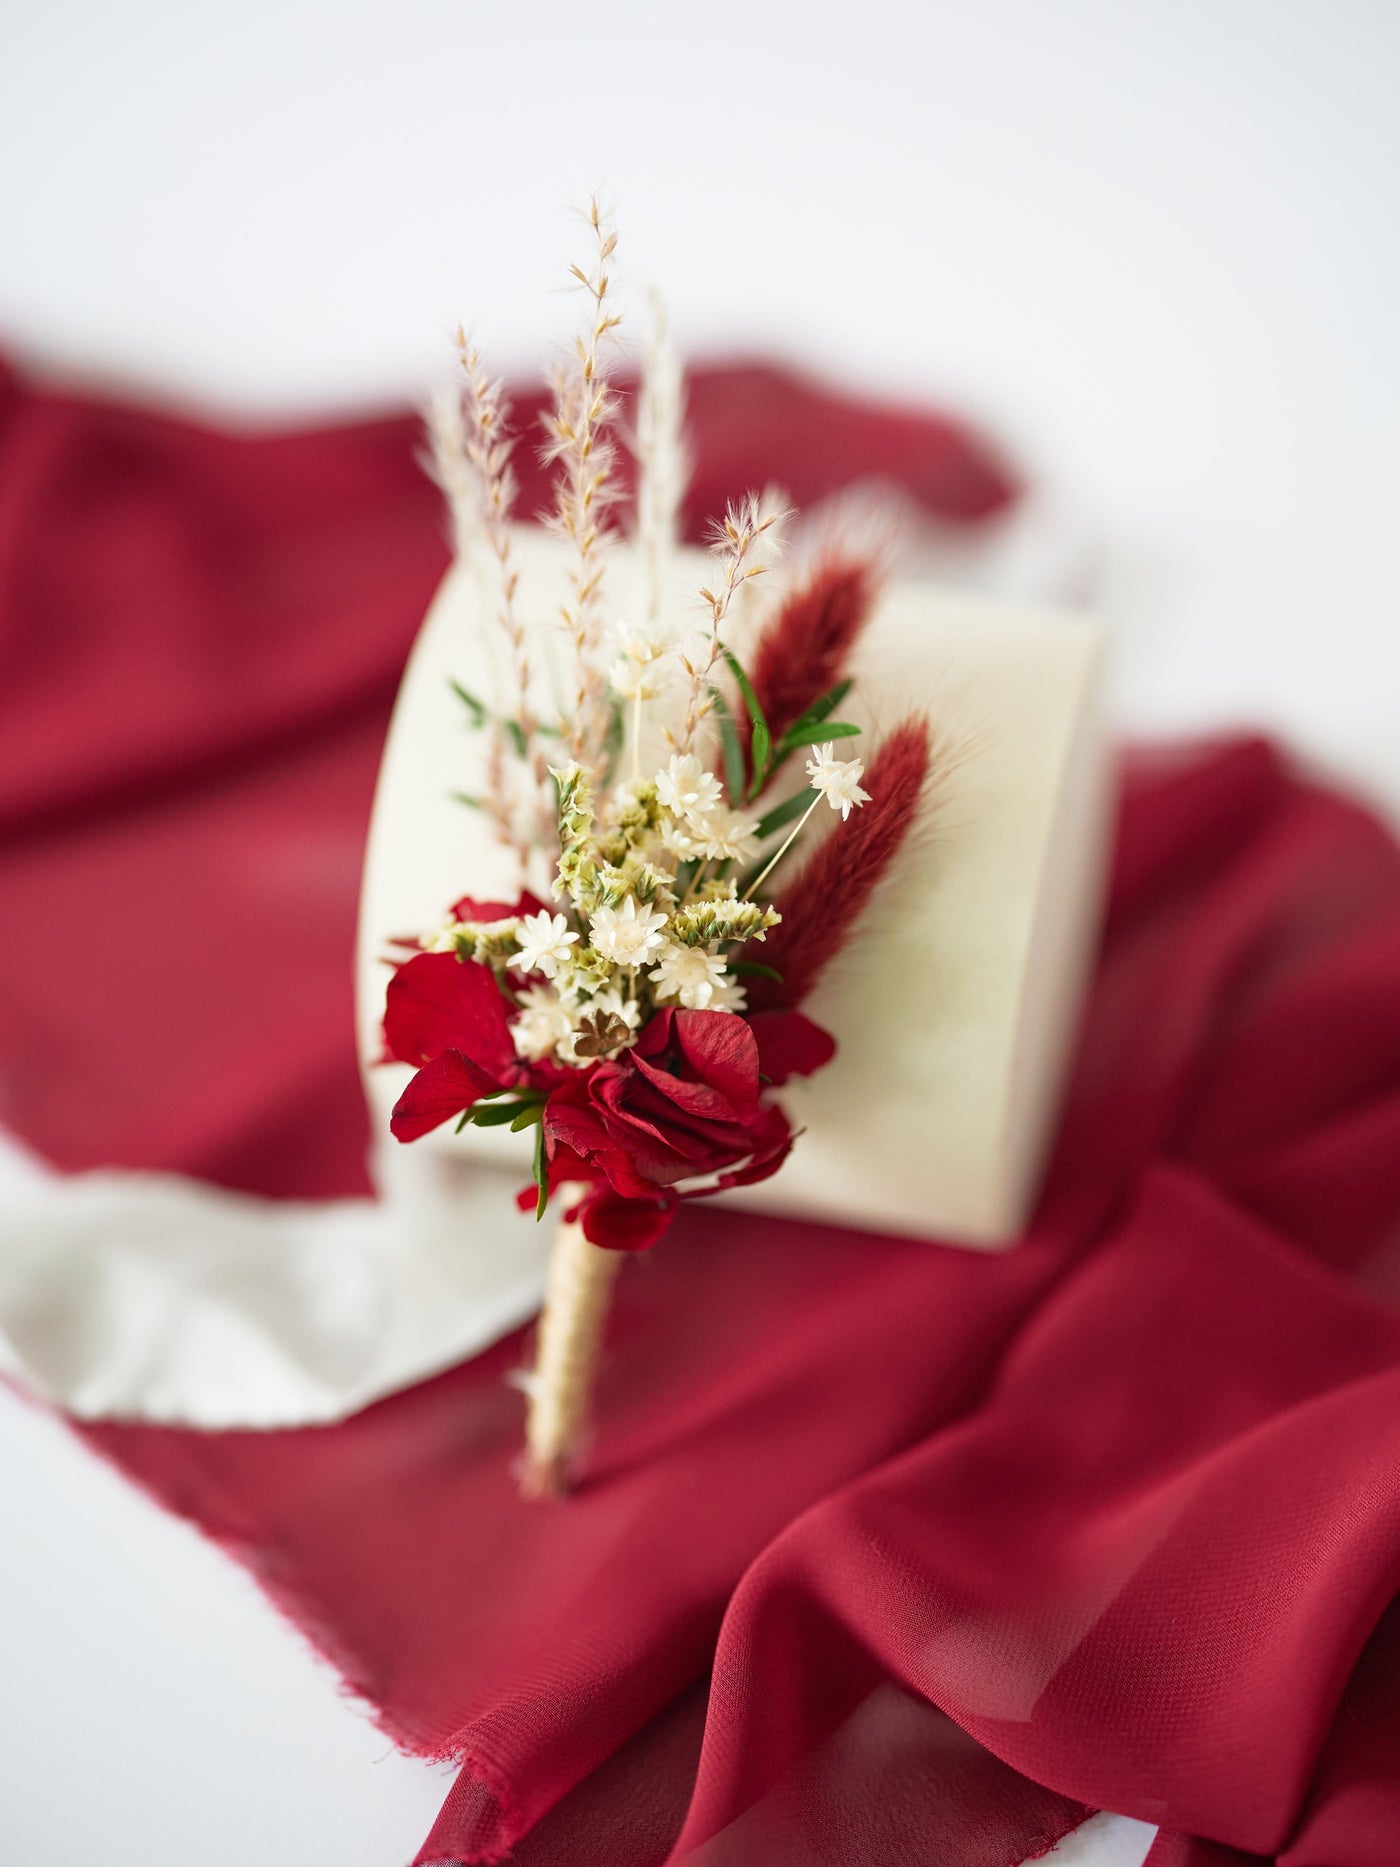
[521,1187,621,1498]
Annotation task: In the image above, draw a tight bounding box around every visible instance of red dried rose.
[538,1007,833,1251]
[385,947,836,1252]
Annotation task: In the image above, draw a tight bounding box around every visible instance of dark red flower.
[387,949,837,1249]
[537,1008,834,1250]
[385,951,536,1141]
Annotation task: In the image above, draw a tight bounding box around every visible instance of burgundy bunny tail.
[746,715,934,1011]
[748,556,880,749]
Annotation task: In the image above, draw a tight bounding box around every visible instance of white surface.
[5,0,1398,1859]
[0,1130,548,1428]
[358,538,1108,1246]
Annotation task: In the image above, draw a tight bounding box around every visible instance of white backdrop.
[2,2,1395,1862]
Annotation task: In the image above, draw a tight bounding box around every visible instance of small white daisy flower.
[696,806,761,863]
[511,985,576,1061]
[655,753,723,823]
[706,969,749,1014]
[658,815,702,860]
[649,940,730,1009]
[514,909,580,978]
[806,742,871,820]
[609,656,672,703]
[589,895,669,965]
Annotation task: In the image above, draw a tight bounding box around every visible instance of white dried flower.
[427,920,470,954]
[514,909,579,978]
[695,806,761,863]
[658,815,702,860]
[649,940,730,1009]
[706,970,749,1013]
[655,753,723,823]
[511,984,576,1061]
[614,624,669,666]
[609,655,672,702]
[806,742,871,820]
[589,895,669,965]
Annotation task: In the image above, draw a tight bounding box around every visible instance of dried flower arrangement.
[384,202,934,1496]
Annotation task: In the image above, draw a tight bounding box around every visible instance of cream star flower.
[695,806,761,863]
[706,969,749,1013]
[511,984,576,1061]
[806,742,871,820]
[655,753,723,823]
[649,940,730,1009]
[658,815,702,860]
[609,656,672,702]
[514,909,580,978]
[588,895,669,965]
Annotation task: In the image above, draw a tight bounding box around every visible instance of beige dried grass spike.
[542,197,624,781]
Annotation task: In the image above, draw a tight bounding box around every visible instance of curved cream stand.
[356,531,1109,1248]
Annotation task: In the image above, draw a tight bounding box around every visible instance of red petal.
[577,1185,678,1251]
[672,1010,761,1110]
[450,890,548,923]
[748,1010,837,1085]
[390,1051,499,1142]
[383,951,515,1076]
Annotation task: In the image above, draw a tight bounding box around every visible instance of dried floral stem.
[455,331,553,855]
[676,494,784,755]
[425,385,520,859]
[521,1194,621,1498]
[544,199,624,777]
[635,288,689,634]
[744,793,822,897]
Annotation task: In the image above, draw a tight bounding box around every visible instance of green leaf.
[447,678,488,727]
[729,959,784,982]
[601,696,626,782]
[448,790,485,810]
[755,788,813,839]
[788,678,853,735]
[751,719,771,788]
[721,649,773,798]
[468,1098,534,1128]
[776,720,862,753]
[510,1102,544,1132]
[711,689,746,804]
[532,1123,550,1221]
[504,718,529,760]
[454,1110,473,1133]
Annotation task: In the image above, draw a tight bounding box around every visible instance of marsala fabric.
[2,359,1398,1867]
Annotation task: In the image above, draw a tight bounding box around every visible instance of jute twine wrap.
[521,1190,621,1498]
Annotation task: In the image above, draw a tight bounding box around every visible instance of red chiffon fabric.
[2,357,1398,1867]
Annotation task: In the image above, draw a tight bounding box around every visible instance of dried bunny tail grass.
[675,491,789,756]
[744,715,939,1011]
[542,197,625,774]
[748,553,881,748]
[634,287,690,633]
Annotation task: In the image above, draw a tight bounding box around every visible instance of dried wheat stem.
[521,1193,622,1498]
[543,198,623,777]
[676,493,785,755]
[635,287,689,633]
[425,385,520,858]
[455,331,553,850]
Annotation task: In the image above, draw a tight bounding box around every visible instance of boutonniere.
[384,202,932,1494]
